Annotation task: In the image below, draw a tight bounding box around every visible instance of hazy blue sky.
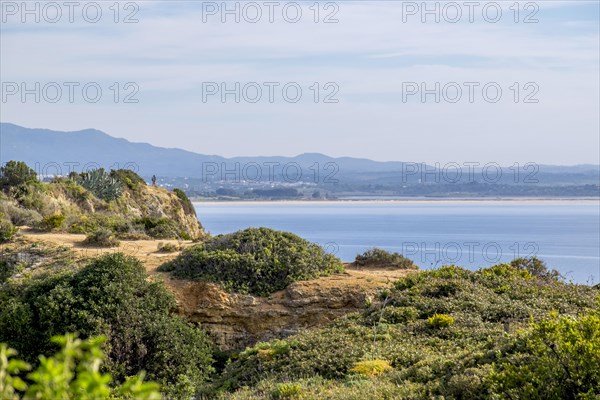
[1,1,599,165]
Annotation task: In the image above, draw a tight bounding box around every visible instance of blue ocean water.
[194,201,600,284]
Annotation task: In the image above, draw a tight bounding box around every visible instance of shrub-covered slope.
[213,262,599,399]
[0,161,203,240]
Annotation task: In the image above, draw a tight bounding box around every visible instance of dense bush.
[214,262,599,398]
[160,227,345,295]
[0,161,38,193]
[272,382,303,399]
[0,202,42,227]
[39,213,65,231]
[0,219,17,243]
[491,309,600,399]
[157,241,180,253]
[135,216,186,239]
[109,169,146,190]
[83,228,120,247]
[349,360,393,377]
[0,253,214,398]
[426,313,455,328]
[510,257,561,281]
[0,334,161,399]
[353,248,417,269]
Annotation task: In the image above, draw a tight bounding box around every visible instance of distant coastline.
[192,197,600,205]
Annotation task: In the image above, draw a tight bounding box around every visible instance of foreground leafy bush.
[353,248,417,269]
[160,227,344,296]
[491,309,600,399]
[0,253,214,398]
[0,334,160,400]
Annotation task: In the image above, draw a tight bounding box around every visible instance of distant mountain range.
[0,122,415,178]
[1,123,599,186]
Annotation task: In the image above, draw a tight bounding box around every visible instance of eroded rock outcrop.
[164,268,410,350]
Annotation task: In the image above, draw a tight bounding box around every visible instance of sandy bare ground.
[18,230,413,290]
[19,230,189,274]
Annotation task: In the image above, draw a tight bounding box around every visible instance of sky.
[1,0,599,165]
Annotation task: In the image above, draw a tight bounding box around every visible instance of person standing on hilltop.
[151,175,157,186]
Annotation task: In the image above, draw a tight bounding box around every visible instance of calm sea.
[193,201,600,284]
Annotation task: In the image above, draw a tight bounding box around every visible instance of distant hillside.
[0,123,410,177]
[1,123,598,188]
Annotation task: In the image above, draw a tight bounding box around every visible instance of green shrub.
[173,188,195,215]
[0,202,42,227]
[0,259,25,284]
[510,257,561,281]
[0,219,17,243]
[83,228,120,247]
[160,227,345,296]
[426,313,455,328]
[0,334,161,399]
[0,161,38,193]
[157,242,180,253]
[353,248,417,269]
[491,309,600,399]
[349,360,393,377]
[39,214,65,231]
[0,253,214,397]
[272,383,302,399]
[135,217,181,239]
[109,169,146,190]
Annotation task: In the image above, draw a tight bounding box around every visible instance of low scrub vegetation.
[83,228,120,247]
[353,247,418,269]
[426,313,455,328]
[349,359,393,377]
[212,258,599,399]
[157,241,180,253]
[160,227,345,296]
[39,213,65,231]
[0,161,202,240]
[174,188,195,215]
[0,218,17,243]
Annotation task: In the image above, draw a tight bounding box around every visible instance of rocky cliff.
[0,175,204,240]
[163,267,412,350]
